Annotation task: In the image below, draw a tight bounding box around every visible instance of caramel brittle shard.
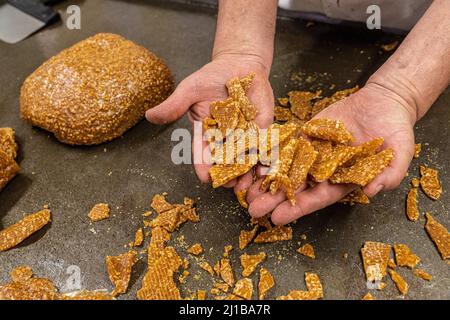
[62,291,114,300]
[0,149,20,191]
[420,165,442,200]
[150,206,182,232]
[187,243,204,256]
[278,97,289,107]
[274,106,294,122]
[240,252,266,277]
[227,76,257,121]
[425,212,450,260]
[150,194,173,214]
[393,244,420,268]
[210,98,240,135]
[239,225,259,250]
[361,241,391,282]
[310,144,357,182]
[388,259,396,270]
[0,128,18,159]
[288,90,320,120]
[330,149,394,186]
[259,122,301,158]
[233,278,253,300]
[339,188,370,205]
[236,189,249,209]
[0,209,51,252]
[254,225,292,243]
[88,203,110,222]
[106,250,138,296]
[297,244,316,259]
[258,268,275,300]
[0,266,58,300]
[209,164,253,188]
[178,270,190,284]
[406,188,420,222]
[137,246,183,300]
[301,118,353,144]
[199,262,215,276]
[413,268,432,281]
[197,290,207,300]
[223,245,233,258]
[251,215,273,230]
[362,293,375,300]
[411,178,420,188]
[288,137,318,190]
[388,269,408,295]
[133,228,144,247]
[347,137,384,166]
[219,258,235,287]
[239,72,255,93]
[213,282,230,293]
[310,86,358,117]
[414,143,421,158]
[277,272,323,300]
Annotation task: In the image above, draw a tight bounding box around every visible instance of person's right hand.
[145,54,275,192]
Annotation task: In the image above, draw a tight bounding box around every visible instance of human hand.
[145,54,275,191]
[247,82,417,225]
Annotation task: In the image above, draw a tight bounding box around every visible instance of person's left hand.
[245,83,417,225]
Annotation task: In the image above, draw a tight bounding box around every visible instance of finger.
[223,179,237,188]
[146,78,197,125]
[234,171,253,194]
[246,178,265,203]
[271,182,355,225]
[247,183,308,218]
[364,140,415,197]
[193,126,211,183]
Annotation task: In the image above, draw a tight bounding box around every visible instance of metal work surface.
[0,0,449,300]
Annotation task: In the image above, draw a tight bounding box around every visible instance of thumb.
[146,78,197,125]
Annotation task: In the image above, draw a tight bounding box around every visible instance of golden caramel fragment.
[150,206,183,232]
[147,227,171,263]
[420,165,442,200]
[288,90,320,120]
[240,252,266,277]
[106,250,138,296]
[178,270,189,284]
[274,106,294,122]
[339,188,370,205]
[258,268,275,300]
[197,290,207,300]
[413,268,432,281]
[236,189,249,209]
[259,122,301,160]
[388,269,408,295]
[0,128,18,159]
[0,266,58,300]
[232,278,253,300]
[310,86,358,117]
[388,259,396,270]
[254,225,292,243]
[411,178,420,188]
[227,76,257,121]
[213,282,230,293]
[210,98,240,135]
[219,258,235,287]
[0,149,20,191]
[310,144,357,182]
[394,244,420,268]
[0,209,51,252]
[187,243,204,256]
[414,143,421,158]
[297,244,316,259]
[199,262,215,276]
[251,216,273,230]
[137,246,183,300]
[362,293,375,300]
[381,41,399,52]
[346,137,384,166]
[239,225,259,250]
[301,118,353,144]
[305,272,323,297]
[330,149,394,186]
[406,188,420,222]
[278,97,289,107]
[150,194,174,214]
[209,164,253,188]
[425,212,450,260]
[288,137,318,190]
[88,203,110,222]
[133,228,144,247]
[223,245,233,258]
[62,291,114,300]
[239,73,255,93]
[361,241,391,282]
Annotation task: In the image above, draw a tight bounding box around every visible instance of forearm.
[212,0,278,73]
[368,0,450,122]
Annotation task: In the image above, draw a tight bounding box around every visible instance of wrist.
[212,49,272,77]
[366,72,420,125]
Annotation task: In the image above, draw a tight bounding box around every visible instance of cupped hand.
[247,82,417,225]
[145,54,275,191]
